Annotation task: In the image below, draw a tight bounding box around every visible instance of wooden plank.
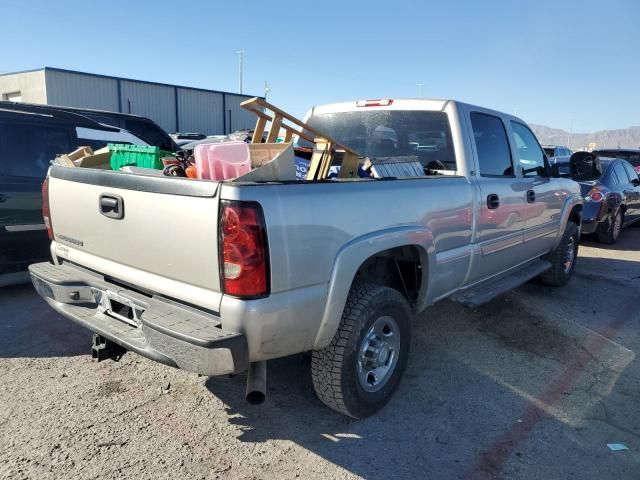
[337,151,360,179]
[242,97,367,179]
[252,117,267,143]
[306,139,330,180]
[318,141,333,180]
[266,114,283,143]
[242,97,359,156]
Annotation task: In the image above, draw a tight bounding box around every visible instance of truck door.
[467,112,526,283]
[509,121,564,258]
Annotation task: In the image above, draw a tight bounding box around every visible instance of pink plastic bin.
[194,141,251,180]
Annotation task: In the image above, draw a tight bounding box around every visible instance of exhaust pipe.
[245,361,267,405]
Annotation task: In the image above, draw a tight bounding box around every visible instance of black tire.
[597,209,623,244]
[311,282,412,418]
[539,221,579,287]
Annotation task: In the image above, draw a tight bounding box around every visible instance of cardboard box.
[237,143,296,181]
[74,146,111,169]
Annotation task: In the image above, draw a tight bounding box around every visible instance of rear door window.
[124,119,173,151]
[470,112,513,176]
[0,120,72,178]
[613,164,629,184]
[510,122,546,177]
[622,161,639,181]
[610,167,620,184]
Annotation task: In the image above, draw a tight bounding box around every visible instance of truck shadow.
[0,283,88,358]
[204,249,640,479]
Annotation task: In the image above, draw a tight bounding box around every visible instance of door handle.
[487,193,500,210]
[526,189,536,203]
[99,194,124,219]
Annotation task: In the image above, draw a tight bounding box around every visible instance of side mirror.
[632,178,640,187]
[569,152,602,181]
[550,164,561,178]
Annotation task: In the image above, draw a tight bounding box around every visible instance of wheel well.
[354,246,424,310]
[569,205,582,226]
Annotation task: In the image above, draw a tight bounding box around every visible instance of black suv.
[55,106,178,152]
[0,102,146,285]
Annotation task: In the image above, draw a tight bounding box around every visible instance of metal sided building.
[0,67,259,135]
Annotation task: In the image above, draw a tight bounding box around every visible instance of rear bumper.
[29,262,248,376]
[581,201,609,235]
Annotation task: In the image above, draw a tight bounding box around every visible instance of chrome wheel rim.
[563,236,576,274]
[612,212,622,240]
[357,316,400,392]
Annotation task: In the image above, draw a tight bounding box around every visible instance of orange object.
[185,164,198,178]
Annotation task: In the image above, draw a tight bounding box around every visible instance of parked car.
[170,132,207,148]
[0,102,148,286]
[578,156,640,243]
[592,148,640,174]
[543,145,572,166]
[29,98,583,418]
[2,102,177,152]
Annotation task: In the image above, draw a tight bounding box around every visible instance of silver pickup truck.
[30,98,583,418]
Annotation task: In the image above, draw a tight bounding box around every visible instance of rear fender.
[312,226,433,350]
[554,193,583,247]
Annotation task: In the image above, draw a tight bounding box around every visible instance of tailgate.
[47,165,222,311]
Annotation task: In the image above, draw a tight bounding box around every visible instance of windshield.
[302,110,457,170]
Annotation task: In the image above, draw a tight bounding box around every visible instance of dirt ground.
[1,229,639,480]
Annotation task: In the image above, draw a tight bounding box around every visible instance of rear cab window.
[470,112,513,177]
[303,110,457,174]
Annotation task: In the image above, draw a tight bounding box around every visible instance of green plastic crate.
[108,144,174,170]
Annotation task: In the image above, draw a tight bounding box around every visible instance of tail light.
[585,187,605,202]
[42,177,53,239]
[219,200,269,298]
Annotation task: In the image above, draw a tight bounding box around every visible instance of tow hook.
[91,334,127,362]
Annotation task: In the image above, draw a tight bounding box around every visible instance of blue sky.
[3,0,638,132]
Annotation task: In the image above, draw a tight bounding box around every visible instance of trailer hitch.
[91,334,127,362]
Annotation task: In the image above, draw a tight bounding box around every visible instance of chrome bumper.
[29,262,248,376]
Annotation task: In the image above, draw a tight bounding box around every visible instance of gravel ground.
[1,228,639,479]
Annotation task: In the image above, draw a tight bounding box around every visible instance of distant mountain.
[530,124,640,151]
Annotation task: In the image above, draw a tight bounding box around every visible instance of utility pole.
[235,50,244,94]
[264,80,270,100]
[567,119,572,149]
[417,83,423,97]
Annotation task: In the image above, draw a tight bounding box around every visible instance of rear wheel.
[540,221,579,286]
[597,209,623,244]
[311,282,411,418]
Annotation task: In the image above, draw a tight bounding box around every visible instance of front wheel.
[311,282,412,418]
[539,221,579,286]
